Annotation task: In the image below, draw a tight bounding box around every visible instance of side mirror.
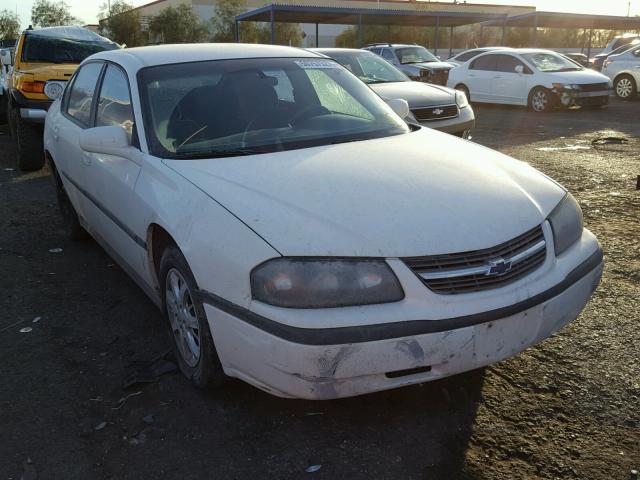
[514,65,524,74]
[386,98,410,119]
[79,125,130,156]
[0,49,12,66]
[436,55,441,60]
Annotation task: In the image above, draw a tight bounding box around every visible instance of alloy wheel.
[616,78,633,98]
[531,90,548,112]
[165,268,201,367]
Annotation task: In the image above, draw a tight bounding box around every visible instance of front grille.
[411,104,458,122]
[580,82,609,92]
[403,225,547,295]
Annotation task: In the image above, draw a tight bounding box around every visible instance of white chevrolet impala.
[44,44,603,400]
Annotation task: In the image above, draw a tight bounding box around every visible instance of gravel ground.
[0,100,638,480]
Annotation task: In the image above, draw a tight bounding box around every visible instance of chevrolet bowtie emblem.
[433,108,444,115]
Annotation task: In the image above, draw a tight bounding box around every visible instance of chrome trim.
[19,108,47,121]
[418,239,546,281]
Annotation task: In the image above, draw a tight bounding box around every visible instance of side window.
[66,62,103,126]
[633,48,640,58]
[496,54,526,73]
[469,54,497,71]
[369,48,381,55]
[96,64,134,141]
[458,50,483,62]
[381,49,396,63]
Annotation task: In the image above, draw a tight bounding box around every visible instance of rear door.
[466,54,498,102]
[492,54,531,105]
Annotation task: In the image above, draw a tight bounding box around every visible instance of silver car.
[314,48,474,138]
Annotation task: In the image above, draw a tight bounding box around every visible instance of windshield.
[138,57,409,160]
[521,52,582,72]
[396,47,438,65]
[323,51,408,84]
[22,33,119,64]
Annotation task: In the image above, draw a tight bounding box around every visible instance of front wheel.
[528,87,553,112]
[614,75,637,100]
[159,246,227,388]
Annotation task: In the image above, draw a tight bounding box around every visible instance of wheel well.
[148,224,177,289]
[614,72,635,85]
[528,85,549,102]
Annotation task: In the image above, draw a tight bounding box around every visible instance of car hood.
[405,61,453,71]
[165,129,566,257]
[544,69,610,84]
[370,81,455,107]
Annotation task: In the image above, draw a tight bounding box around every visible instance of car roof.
[89,43,323,69]
[313,48,372,54]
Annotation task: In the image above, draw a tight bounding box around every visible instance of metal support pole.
[448,26,454,58]
[479,25,484,47]
[501,18,506,45]
[532,15,538,47]
[315,22,319,47]
[270,6,275,45]
[357,14,363,48]
[434,16,440,56]
[235,20,239,42]
[587,28,593,60]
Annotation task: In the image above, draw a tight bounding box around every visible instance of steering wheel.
[289,104,330,126]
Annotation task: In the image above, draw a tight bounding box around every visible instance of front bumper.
[552,88,610,108]
[10,89,51,123]
[421,106,475,136]
[201,247,603,400]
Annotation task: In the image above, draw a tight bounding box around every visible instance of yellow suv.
[4,26,118,171]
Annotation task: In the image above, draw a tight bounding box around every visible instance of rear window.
[22,33,118,64]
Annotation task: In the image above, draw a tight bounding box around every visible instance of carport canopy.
[234,4,509,55]
[481,11,640,57]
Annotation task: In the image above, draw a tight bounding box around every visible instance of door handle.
[52,125,59,141]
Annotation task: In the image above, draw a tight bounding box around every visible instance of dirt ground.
[1,100,638,480]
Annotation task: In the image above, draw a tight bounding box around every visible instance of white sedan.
[44,44,603,400]
[602,44,640,99]
[448,48,612,112]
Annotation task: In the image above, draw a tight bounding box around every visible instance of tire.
[614,74,637,100]
[455,84,471,103]
[528,87,553,112]
[159,246,227,388]
[50,161,89,241]
[9,106,45,172]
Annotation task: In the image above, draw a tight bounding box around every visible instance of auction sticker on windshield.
[294,59,338,69]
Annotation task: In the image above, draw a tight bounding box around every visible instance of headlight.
[455,89,469,108]
[44,81,66,100]
[251,258,404,308]
[548,194,583,256]
[552,83,581,91]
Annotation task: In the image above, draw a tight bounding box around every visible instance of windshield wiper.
[170,147,269,160]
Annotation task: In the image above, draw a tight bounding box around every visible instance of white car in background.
[602,44,640,100]
[44,44,602,400]
[448,48,612,112]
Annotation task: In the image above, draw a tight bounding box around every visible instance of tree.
[31,0,80,27]
[149,4,208,43]
[0,9,20,40]
[98,0,144,47]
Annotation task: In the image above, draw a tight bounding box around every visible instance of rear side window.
[65,62,103,126]
[470,54,497,71]
[633,48,640,58]
[96,64,134,141]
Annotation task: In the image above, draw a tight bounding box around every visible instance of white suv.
[602,44,640,99]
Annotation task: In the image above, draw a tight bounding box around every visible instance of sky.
[1,0,639,29]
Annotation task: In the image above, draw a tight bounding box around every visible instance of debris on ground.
[19,327,33,333]
[305,465,322,473]
[591,136,629,146]
[143,414,155,425]
[112,391,143,410]
[94,421,107,431]
[123,350,177,388]
[32,317,41,323]
[48,248,63,254]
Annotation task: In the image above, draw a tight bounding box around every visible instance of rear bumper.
[10,89,51,123]
[200,248,603,400]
